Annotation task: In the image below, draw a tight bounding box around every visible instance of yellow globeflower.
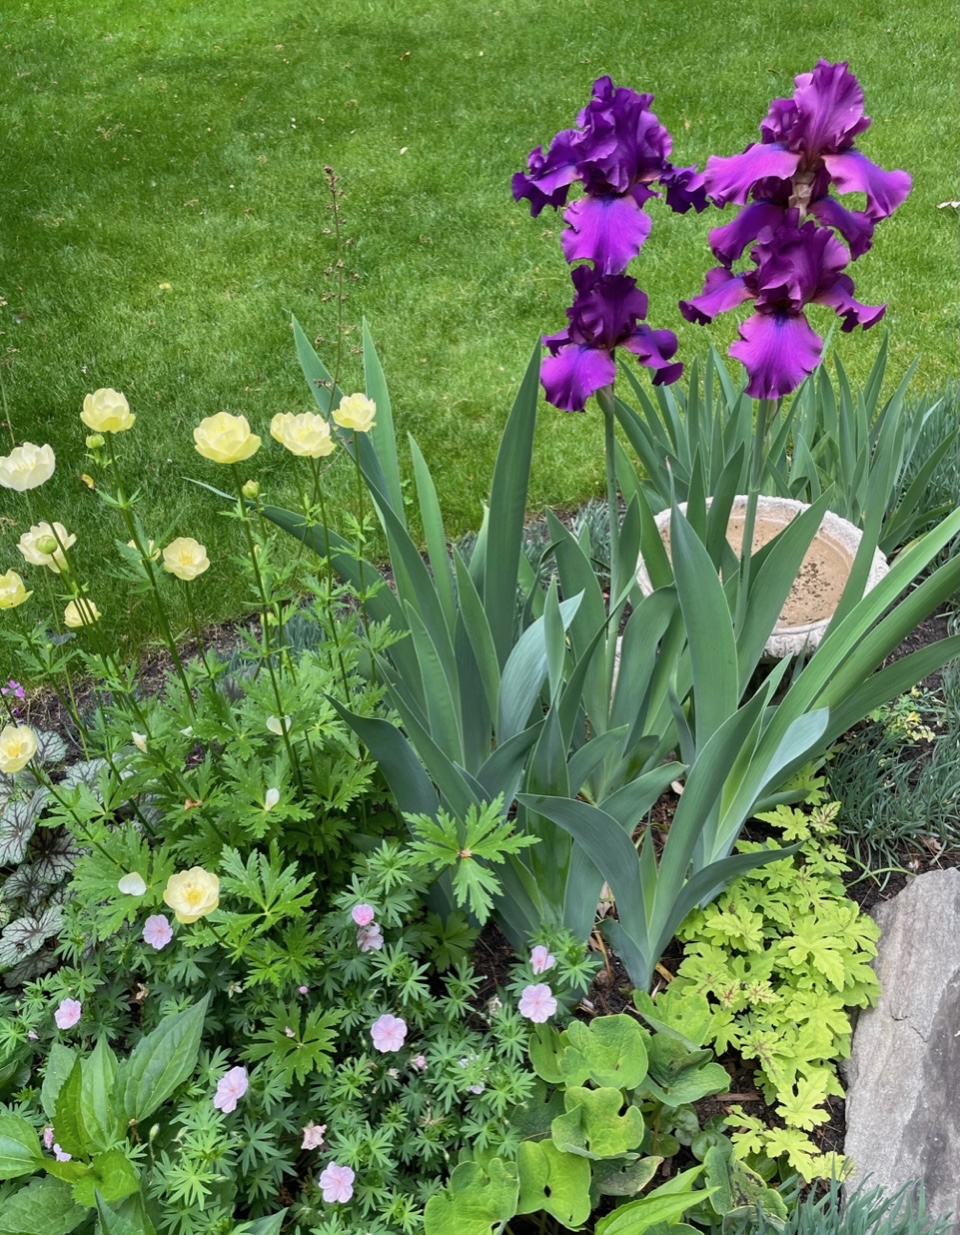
[0,570,32,609]
[17,522,76,574]
[0,724,38,774]
[193,412,261,464]
[162,537,210,581]
[80,388,135,433]
[64,598,101,629]
[333,394,377,434]
[270,412,336,458]
[163,867,220,923]
[0,443,56,491]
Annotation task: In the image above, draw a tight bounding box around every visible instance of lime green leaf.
[423,1158,518,1235]
[551,1086,645,1159]
[516,1140,591,1227]
[71,1148,139,1207]
[80,1038,122,1151]
[41,1046,76,1121]
[560,1016,649,1090]
[592,1155,663,1198]
[53,1061,90,1160]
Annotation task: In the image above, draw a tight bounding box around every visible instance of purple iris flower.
[704,60,910,262]
[542,266,682,411]
[680,213,886,398]
[514,77,707,274]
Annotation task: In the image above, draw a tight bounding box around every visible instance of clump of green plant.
[670,774,879,1183]
[761,1175,953,1235]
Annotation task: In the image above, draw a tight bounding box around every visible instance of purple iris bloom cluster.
[681,60,911,398]
[515,77,704,410]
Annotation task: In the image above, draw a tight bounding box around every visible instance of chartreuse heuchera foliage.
[0,53,957,1235]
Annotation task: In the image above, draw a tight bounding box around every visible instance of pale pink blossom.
[143,914,174,950]
[54,998,82,1030]
[301,1121,326,1150]
[530,945,557,975]
[357,923,383,952]
[319,1161,355,1204]
[27,1031,38,1041]
[411,1054,427,1071]
[284,1027,296,1039]
[370,1013,407,1053]
[298,985,309,994]
[43,1126,54,1149]
[53,1143,71,1162]
[212,1066,249,1113]
[351,903,375,926]
[519,983,558,1023]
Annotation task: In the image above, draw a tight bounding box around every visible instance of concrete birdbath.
[635,495,890,659]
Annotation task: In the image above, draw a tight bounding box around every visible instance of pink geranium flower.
[319,1161,355,1204]
[53,1143,72,1162]
[370,1013,407,1053]
[43,1126,54,1149]
[212,1065,249,1113]
[143,914,174,950]
[519,983,558,1023]
[530,945,557,975]
[351,903,376,926]
[357,923,383,952]
[301,1121,326,1150]
[54,998,82,1030]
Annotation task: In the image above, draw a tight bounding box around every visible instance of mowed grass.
[1,0,957,653]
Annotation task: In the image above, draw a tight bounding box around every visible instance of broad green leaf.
[498,594,583,741]
[362,319,404,521]
[560,1016,649,1090]
[119,996,208,1123]
[72,1149,139,1208]
[516,1140,591,1227]
[41,1045,76,1120]
[234,1214,288,1235]
[80,1038,122,1151]
[0,1175,87,1235]
[94,1190,156,1235]
[53,1061,90,1160]
[594,1184,709,1235]
[643,1034,730,1106]
[528,1023,566,1084]
[551,1086,645,1159]
[409,435,456,633]
[506,1078,566,1141]
[326,698,438,819]
[423,1158,519,1235]
[592,1155,663,1198]
[0,1112,44,1179]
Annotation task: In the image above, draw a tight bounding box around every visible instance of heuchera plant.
[680,59,911,397]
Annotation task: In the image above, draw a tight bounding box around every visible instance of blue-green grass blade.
[409,434,456,634]
[326,699,438,819]
[362,319,405,523]
[404,602,464,766]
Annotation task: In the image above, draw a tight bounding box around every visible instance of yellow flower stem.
[348,435,373,645]
[9,606,91,761]
[179,578,215,683]
[304,458,351,696]
[231,466,304,791]
[102,433,196,713]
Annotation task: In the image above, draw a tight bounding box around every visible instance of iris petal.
[561,192,653,273]
[679,267,752,325]
[729,312,824,399]
[540,343,617,412]
[808,195,875,258]
[705,144,799,207]
[822,149,911,219]
[709,202,786,265]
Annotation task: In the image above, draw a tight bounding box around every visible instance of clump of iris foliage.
[0,57,957,1235]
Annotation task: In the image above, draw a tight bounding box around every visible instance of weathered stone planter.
[635,495,890,659]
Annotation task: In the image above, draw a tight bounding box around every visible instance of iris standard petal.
[709,202,786,265]
[729,311,824,399]
[790,60,870,155]
[679,267,752,325]
[822,149,911,219]
[540,343,617,412]
[561,192,653,273]
[705,143,800,206]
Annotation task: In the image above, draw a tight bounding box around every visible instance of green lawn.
[1,0,957,652]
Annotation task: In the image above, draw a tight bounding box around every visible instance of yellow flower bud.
[163,867,220,923]
[0,443,56,491]
[0,724,38,774]
[81,388,135,433]
[17,522,76,574]
[127,538,161,562]
[193,412,261,464]
[85,434,105,450]
[0,570,32,609]
[162,537,210,581]
[270,411,336,457]
[242,479,260,500]
[64,598,101,628]
[333,394,377,434]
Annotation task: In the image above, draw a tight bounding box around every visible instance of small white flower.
[266,714,291,736]
[118,872,147,896]
[131,732,148,753]
[180,726,194,737]
[264,787,281,810]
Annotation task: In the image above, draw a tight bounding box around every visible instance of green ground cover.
[1,0,957,652]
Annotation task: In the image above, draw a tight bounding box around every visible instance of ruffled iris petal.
[561,192,654,273]
[791,60,870,154]
[709,202,785,265]
[813,274,887,333]
[729,312,824,399]
[822,149,911,219]
[808,195,875,258]
[705,144,799,207]
[540,343,617,411]
[679,267,752,325]
[621,325,683,385]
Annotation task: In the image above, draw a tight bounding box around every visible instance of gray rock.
[844,868,960,1223]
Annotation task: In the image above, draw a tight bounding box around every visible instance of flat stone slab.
[844,868,960,1221]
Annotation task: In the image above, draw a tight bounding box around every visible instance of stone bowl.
[635,495,890,659]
